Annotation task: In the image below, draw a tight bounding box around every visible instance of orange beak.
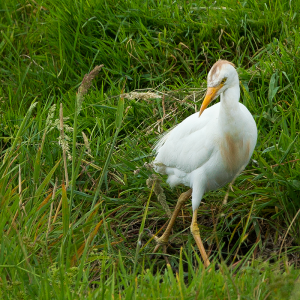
[199,85,223,117]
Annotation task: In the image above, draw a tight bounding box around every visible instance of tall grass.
[1,0,300,298]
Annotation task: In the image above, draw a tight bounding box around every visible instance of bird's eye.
[221,78,227,84]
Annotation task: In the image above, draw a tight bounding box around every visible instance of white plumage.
[151,60,257,267]
[154,60,257,210]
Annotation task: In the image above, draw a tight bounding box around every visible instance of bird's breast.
[219,133,250,176]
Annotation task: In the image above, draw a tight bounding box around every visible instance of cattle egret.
[152,60,257,267]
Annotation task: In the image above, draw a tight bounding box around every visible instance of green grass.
[1,0,300,298]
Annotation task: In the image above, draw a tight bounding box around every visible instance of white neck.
[218,83,241,132]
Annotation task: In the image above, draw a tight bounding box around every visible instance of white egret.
[152,60,257,267]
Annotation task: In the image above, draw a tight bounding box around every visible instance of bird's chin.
[212,94,220,101]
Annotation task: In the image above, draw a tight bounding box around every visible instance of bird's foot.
[145,229,170,264]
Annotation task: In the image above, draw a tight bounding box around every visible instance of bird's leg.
[190,208,210,268]
[151,189,192,254]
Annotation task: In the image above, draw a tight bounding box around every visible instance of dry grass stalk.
[60,103,69,188]
[279,208,300,257]
[146,174,171,218]
[19,164,26,215]
[52,197,63,228]
[47,178,58,238]
[121,91,161,101]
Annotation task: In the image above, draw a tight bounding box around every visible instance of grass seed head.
[77,65,104,114]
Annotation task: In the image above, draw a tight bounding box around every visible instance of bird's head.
[199,60,237,116]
